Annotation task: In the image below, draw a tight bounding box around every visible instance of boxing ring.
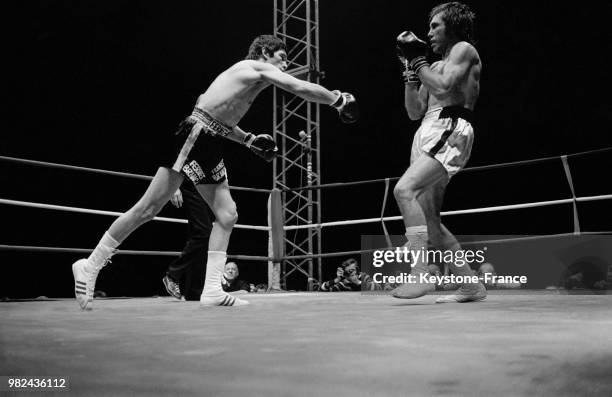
[1,148,612,395]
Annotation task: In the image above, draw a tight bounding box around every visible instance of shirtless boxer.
[391,2,486,302]
[72,35,358,310]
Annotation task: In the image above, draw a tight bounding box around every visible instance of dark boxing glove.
[331,91,359,124]
[244,133,278,162]
[396,31,430,73]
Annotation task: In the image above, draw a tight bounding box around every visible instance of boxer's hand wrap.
[409,56,429,74]
[403,68,421,85]
[396,31,430,74]
[244,133,278,162]
[331,91,359,124]
[397,52,420,85]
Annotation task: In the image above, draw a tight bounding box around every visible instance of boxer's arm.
[417,42,476,95]
[254,62,339,105]
[227,125,250,144]
[404,83,428,120]
[397,52,426,119]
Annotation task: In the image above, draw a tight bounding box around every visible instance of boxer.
[391,2,486,303]
[72,34,358,310]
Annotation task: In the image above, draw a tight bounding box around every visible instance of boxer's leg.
[109,167,184,242]
[391,153,446,299]
[424,121,485,303]
[196,181,248,307]
[416,176,458,263]
[73,167,184,310]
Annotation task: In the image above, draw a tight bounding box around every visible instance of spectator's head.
[224,262,240,281]
[342,258,359,277]
[478,262,496,277]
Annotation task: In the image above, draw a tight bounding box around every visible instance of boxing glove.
[331,91,359,124]
[396,31,429,73]
[244,133,278,162]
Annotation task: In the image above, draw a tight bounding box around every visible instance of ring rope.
[0,155,271,193]
[284,231,612,260]
[2,193,609,234]
[3,232,609,262]
[459,231,612,246]
[280,147,612,193]
[2,150,609,264]
[284,247,392,261]
[0,245,270,261]
[0,198,270,231]
[3,148,607,232]
[0,245,178,256]
[283,194,612,230]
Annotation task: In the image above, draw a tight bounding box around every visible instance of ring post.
[268,189,285,290]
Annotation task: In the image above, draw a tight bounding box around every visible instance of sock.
[86,231,119,272]
[202,251,226,296]
[200,251,249,306]
[405,225,428,272]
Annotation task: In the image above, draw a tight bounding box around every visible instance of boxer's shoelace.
[76,259,110,296]
[164,276,181,298]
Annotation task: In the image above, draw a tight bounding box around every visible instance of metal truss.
[273,0,322,289]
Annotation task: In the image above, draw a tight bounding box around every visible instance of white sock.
[201,251,248,306]
[202,251,226,296]
[405,225,428,272]
[86,231,118,272]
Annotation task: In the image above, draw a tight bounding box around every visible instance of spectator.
[221,262,250,294]
[562,260,610,290]
[253,283,268,293]
[320,258,380,291]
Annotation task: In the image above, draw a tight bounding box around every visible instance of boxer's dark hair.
[429,2,476,45]
[246,35,286,60]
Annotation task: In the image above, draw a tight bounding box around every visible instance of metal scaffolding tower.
[273,0,322,289]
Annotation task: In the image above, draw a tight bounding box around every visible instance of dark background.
[2,1,611,298]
